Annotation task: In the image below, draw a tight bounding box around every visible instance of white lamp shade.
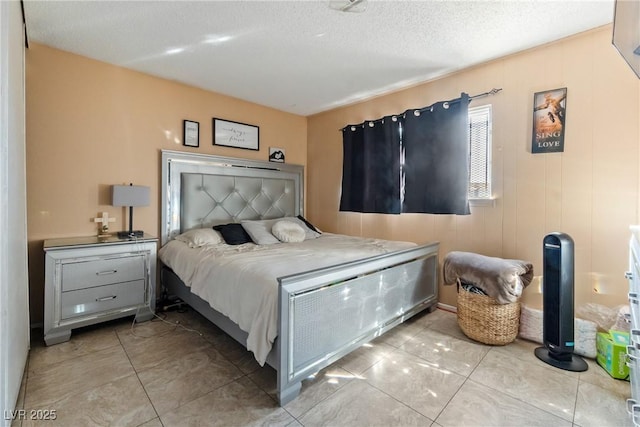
[112,185,150,207]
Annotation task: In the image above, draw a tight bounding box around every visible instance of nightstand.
[43,234,157,345]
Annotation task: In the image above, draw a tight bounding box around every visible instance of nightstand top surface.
[44,233,157,250]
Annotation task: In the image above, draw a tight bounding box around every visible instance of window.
[468,105,492,200]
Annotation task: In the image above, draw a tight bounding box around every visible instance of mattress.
[158,233,415,365]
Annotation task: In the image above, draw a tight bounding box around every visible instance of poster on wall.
[531,87,567,154]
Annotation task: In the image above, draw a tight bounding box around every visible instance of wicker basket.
[457,287,521,345]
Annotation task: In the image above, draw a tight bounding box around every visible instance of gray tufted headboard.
[161,150,304,245]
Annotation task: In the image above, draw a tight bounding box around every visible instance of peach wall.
[307,26,640,310]
[26,43,307,324]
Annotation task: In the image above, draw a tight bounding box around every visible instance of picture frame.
[269,147,285,163]
[183,120,199,147]
[213,118,259,151]
[531,87,567,154]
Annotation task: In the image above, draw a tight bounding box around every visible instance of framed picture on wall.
[183,120,199,147]
[269,147,285,163]
[213,118,259,151]
[531,87,567,154]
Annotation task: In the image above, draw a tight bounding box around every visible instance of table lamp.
[112,183,150,238]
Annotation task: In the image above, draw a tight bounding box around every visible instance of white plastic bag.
[519,305,598,358]
[576,303,629,332]
[612,305,631,332]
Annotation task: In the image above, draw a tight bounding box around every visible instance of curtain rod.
[470,88,502,100]
[417,88,503,111]
[340,88,502,131]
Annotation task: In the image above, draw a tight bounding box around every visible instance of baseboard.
[437,302,457,313]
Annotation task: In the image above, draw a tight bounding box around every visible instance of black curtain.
[339,117,402,214]
[402,93,471,214]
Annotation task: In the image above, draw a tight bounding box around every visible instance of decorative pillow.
[212,223,253,245]
[174,228,223,248]
[240,220,281,245]
[272,220,306,243]
[286,216,321,240]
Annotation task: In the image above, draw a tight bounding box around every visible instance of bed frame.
[160,150,439,405]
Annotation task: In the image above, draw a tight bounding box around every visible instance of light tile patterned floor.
[12,308,632,427]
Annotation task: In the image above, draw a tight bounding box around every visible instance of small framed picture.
[269,147,285,163]
[213,118,259,151]
[183,120,199,147]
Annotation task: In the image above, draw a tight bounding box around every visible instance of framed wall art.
[183,120,199,147]
[531,87,567,154]
[213,118,259,151]
[269,147,285,163]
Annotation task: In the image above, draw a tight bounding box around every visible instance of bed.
[158,150,439,405]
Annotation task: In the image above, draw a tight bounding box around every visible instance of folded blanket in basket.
[443,251,534,304]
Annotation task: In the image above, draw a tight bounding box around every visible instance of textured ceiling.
[23,0,615,116]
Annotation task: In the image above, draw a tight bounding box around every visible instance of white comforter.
[158,233,415,365]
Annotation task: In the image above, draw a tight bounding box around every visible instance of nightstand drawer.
[62,254,145,292]
[61,279,146,320]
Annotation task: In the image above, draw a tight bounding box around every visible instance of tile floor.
[12,308,632,427]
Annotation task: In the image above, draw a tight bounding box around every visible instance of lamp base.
[117,230,144,239]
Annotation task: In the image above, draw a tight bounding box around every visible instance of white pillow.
[175,228,223,248]
[272,221,306,243]
[241,217,321,243]
[241,220,280,245]
[281,216,321,240]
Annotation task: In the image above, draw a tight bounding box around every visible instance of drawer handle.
[633,405,640,426]
[96,270,118,276]
[96,295,117,302]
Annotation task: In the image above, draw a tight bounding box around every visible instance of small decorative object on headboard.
[93,212,116,237]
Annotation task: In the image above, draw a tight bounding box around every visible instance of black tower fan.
[534,232,588,372]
